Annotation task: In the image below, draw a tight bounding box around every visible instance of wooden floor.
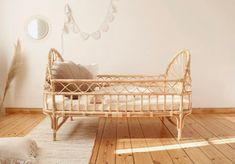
[90,114,235,164]
[1,114,235,164]
[0,113,45,137]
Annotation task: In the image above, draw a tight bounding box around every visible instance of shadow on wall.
[0,48,8,100]
[10,53,27,106]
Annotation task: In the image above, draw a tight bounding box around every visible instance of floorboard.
[163,117,213,164]
[139,118,174,164]
[90,118,106,164]
[115,118,134,164]
[152,118,193,164]
[191,115,235,162]
[0,113,45,137]
[96,118,117,164]
[128,117,153,164]
[1,113,235,164]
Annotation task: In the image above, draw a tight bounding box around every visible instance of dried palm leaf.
[0,40,21,110]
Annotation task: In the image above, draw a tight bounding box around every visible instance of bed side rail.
[97,74,166,80]
[43,79,191,114]
[45,78,190,95]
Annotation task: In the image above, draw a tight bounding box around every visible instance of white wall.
[0,0,235,108]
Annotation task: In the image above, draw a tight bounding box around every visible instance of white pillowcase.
[0,137,38,164]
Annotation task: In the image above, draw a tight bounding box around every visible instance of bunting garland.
[62,0,117,40]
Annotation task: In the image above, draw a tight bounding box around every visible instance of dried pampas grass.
[0,40,22,110]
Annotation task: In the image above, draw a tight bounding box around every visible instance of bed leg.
[176,114,183,141]
[52,115,57,141]
[70,116,73,121]
[49,116,53,129]
[53,131,57,141]
[177,128,182,141]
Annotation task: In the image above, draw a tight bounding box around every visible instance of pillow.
[51,61,98,92]
[0,137,38,164]
[84,63,98,79]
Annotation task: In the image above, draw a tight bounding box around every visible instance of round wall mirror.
[27,17,49,40]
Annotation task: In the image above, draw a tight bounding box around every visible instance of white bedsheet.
[45,94,189,112]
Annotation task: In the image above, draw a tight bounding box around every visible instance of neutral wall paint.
[0,0,235,108]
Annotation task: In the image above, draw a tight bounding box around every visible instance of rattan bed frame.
[43,48,192,141]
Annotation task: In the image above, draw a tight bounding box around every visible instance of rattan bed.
[43,48,192,141]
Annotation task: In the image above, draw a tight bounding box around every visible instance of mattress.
[45,94,189,112]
